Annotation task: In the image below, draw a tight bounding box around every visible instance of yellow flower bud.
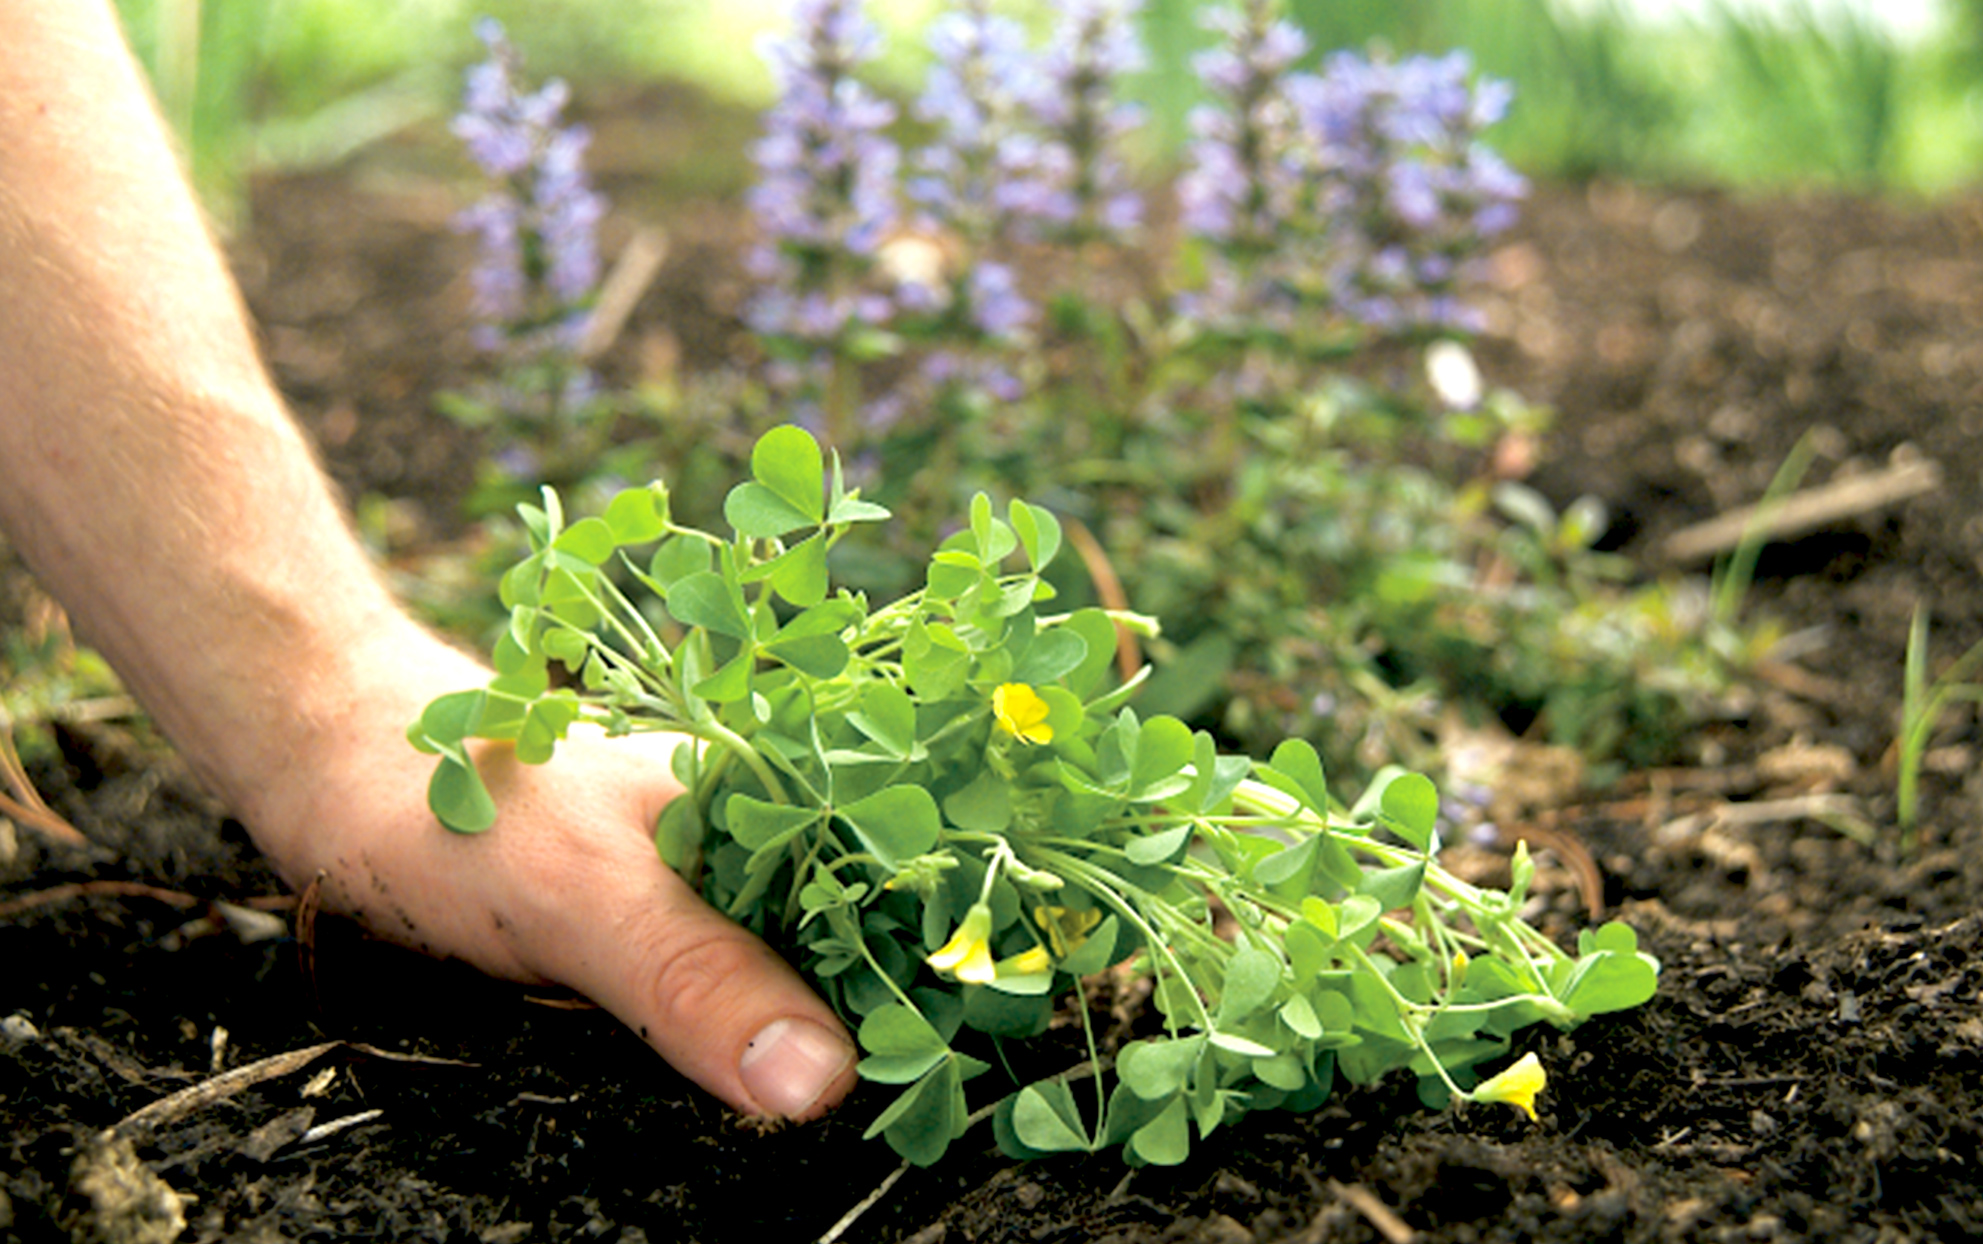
[928,902,997,984]
[1471,1051,1546,1122]
[993,683,1054,745]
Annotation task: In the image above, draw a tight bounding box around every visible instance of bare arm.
[0,0,854,1120]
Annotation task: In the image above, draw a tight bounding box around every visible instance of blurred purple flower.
[1292,50,1526,335]
[1177,1,1309,251]
[746,0,902,346]
[1024,0,1147,243]
[452,18,604,379]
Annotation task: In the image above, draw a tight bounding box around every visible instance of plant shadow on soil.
[8,99,1983,1242]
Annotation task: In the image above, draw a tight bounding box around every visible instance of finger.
[516,829,858,1119]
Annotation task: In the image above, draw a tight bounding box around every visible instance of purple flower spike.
[1180,16,1524,338]
[452,18,605,391]
[1025,0,1148,243]
[745,0,903,348]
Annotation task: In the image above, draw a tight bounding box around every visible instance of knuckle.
[637,920,766,1029]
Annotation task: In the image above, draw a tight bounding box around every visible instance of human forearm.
[0,0,423,820]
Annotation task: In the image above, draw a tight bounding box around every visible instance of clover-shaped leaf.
[839,785,941,870]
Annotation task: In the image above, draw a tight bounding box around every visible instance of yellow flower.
[1471,1052,1547,1122]
[993,683,1054,745]
[1000,945,1054,976]
[1034,904,1103,958]
[927,902,997,984]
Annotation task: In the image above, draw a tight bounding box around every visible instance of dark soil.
[8,94,1983,1242]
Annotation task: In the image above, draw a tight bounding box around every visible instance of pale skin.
[0,0,856,1120]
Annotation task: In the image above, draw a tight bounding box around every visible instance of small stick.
[1661,457,1942,564]
[578,226,669,361]
[298,1109,385,1145]
[816,1161,910,1244]
[815,1058,1114,1244]
[112,1041,341,1138]
[1063,518,1140,683]
[1327,1178,1416,1244]
[0,880,202,918]
[0,719,90,847]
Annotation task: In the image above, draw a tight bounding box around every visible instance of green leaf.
[1358,861,1426,911]
[1124,825,1192,866]
[762,631,847,680]
[1012,629,1088,686]
[847,682,917,759]
[839,786,941,870]
[1130,714,1194,800]
[926,548,985,601]
[1299,897,1339,942]
[541,627,588,670]
[516,696,577,764]
[769,532,829,607]
[1253,1052,1308,1092]
[1128,1097,1191,1166]
[1057,914,1120,977]
[1118,1035,1204,1100]
[551,517,617,565]
[943,772,1012,834]
[666,571,752,640]
[1061,609,1119,698]
[859,1002,949,1058]
[1563,951,1661,1016]
[751,424,826,524]
[692,650,754,703]
[827,494,891,524]
[1253,836,1319,897]
[649,537,711,589]
[963,986,1053,1038]
[1589,921,1640,955]
[725,794,822,851]
[428,754,496,833]
[654,797,702,873]
[1337,895,1383,940]
[1286,920,1330,982]
[1009,498,1062,571]
[1280,993,1323,1040]
[1013,1081,1092,1153]
[904,620,971,700]
[724,482,815,539]
[1377,771,1440,850]
[864,1066,957,1166]
[1208,1031,1278,1058]
[1264,739,1330,812]
[602,487,666,544]
[859,1049,951,1085]
[1218,945,1283,1024]
[410,689,486,752]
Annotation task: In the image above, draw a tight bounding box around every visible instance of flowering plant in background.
[445,17,612,508]
[744,0,902,448]
[732,0,1771,781]
[411,425,1662,1166]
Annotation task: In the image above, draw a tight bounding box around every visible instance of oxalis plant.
[409,425,1659,1167]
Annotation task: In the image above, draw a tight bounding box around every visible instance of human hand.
[233,623,857,1121]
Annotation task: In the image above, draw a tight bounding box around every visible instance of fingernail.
[740,1018,854,1119]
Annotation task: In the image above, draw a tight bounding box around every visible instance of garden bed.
[6,132,1983,1241]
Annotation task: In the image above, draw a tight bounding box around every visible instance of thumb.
[513,823,860,1120]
